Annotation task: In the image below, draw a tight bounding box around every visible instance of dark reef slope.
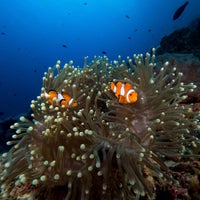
[157,18,200,59]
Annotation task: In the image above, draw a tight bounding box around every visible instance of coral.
[0,49,200,200]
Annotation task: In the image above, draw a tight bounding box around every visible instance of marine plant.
[0,49,199,199]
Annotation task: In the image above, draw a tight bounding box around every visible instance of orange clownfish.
[44,90,77,107]
[110,82,138,104]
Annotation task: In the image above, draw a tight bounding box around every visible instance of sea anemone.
[0,49,199,200]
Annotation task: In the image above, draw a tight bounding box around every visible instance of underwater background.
[0,0,200,119]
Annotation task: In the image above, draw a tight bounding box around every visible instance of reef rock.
[157,18,200,59]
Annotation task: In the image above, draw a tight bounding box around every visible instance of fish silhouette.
[173,1,189,20]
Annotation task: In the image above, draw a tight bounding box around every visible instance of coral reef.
[156,18,200,59]
[0,49,200,200]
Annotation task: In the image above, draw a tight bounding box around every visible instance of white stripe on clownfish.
[57,93,64,101]
[120,83,125,96]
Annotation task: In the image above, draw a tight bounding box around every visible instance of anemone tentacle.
[0,49,199,200]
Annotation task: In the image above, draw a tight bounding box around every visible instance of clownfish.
[110,82,138,104]
[44,90,77,107]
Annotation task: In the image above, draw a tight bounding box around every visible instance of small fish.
[44,90,77,107]
[128,36,132,40]
[125,14,130,19]
[173,1,189,20]
[62,44,67,48]
[1,32,6,35]
[83,2,88,5]
[110,82,138,104]
[102,51,107,55]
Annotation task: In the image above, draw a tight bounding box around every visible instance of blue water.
[0,0,199,119]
